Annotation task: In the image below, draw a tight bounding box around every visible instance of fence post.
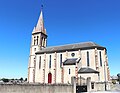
[87,77,91,92]
[71,77,76,93]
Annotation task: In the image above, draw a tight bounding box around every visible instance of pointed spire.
[32,9,46,35]
[36,10,44,30]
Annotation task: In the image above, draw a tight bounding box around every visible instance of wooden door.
[48,73,52,83]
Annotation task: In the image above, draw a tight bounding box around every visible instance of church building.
[28,10,110,84]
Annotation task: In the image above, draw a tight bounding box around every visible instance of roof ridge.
[43,41,96,49]
[37,41,106,54]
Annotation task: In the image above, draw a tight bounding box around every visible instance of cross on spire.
[32,0,46,35]
[41,0,44,10]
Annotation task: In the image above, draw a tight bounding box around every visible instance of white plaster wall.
[66,51,80,58]
[34,48,109,84]
[97,50,106,82]
[28,33,41,83]
[28,56,36,83]
[28,68,34,83]
[35,55,40,83]
[81,49,96,69]
[31,46,39,55]
[56,53,63,83]
[78,73,99,81]
[29,56,35,67]
[35,54,44,83]
[63,65,76,84]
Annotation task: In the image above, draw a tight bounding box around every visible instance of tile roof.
[78,67,99,74]
[36,41,106,54]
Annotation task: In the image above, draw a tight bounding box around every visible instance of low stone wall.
[92,82,111,92]
[0,84,73,93]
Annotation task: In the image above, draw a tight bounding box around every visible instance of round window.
[71,53,75,57]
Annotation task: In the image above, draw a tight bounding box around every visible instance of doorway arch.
[48,73,52,83]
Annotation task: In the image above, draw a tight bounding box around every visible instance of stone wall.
[0,84,73,93]
[91,82,111,92]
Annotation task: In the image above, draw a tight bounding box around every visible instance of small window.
[41,37,43,46]
[39,56,41,69]
[34,36,36,45]
[91,83,94,89]
[87,51,90,66]
[60,54,62,67]
[69,69,70,74]
[71,53,75,57]
[37,36,39,45]
[34,48,36,51]
[34,57,36,67]
[41,37,44,47]
[49,55,51,68]
[34,57,36,62]
[99,51,102,66]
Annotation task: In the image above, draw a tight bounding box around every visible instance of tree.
[19,77,23,83]
[112,79,116,84]
[25,78,27,81]
[117,73,120,84]
[1,78,9,83]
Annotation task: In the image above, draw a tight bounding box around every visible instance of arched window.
[69,69,71,74]
[39,56,41,69]
[34,36,36,45]
[37,36,39,45]
[43,38,45,47]
[60,54,62,67]
[87,51,89,66]
[49,55,52,68]
[99,51,102,66]
[34,57,36,68]
[41,37,43,46]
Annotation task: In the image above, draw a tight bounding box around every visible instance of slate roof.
[36,42,106,54]
[78,67,99,74]
[63,58,78,65]
[111,76,118,80]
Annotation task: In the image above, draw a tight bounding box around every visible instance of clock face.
[71,53,75,57]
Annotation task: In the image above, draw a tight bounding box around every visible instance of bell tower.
[28,9,47,83]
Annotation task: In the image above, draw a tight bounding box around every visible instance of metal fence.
[77,76,87,86]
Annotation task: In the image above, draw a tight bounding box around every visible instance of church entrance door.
[48,73,52,83]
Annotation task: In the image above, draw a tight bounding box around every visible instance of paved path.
[110,84,120,92]
[87,84,120,93]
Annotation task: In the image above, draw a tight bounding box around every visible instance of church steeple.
[32,10,46,35]
[31,9,47,48]
[28,8,47,83]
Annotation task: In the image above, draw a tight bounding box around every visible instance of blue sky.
[0,0,120,78]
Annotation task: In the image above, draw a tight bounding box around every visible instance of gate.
[76,85,87,93]
[76,76,87,92]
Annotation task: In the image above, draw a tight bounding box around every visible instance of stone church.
[28,10,110,84]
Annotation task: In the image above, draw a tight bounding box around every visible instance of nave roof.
[36,41,106,54]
